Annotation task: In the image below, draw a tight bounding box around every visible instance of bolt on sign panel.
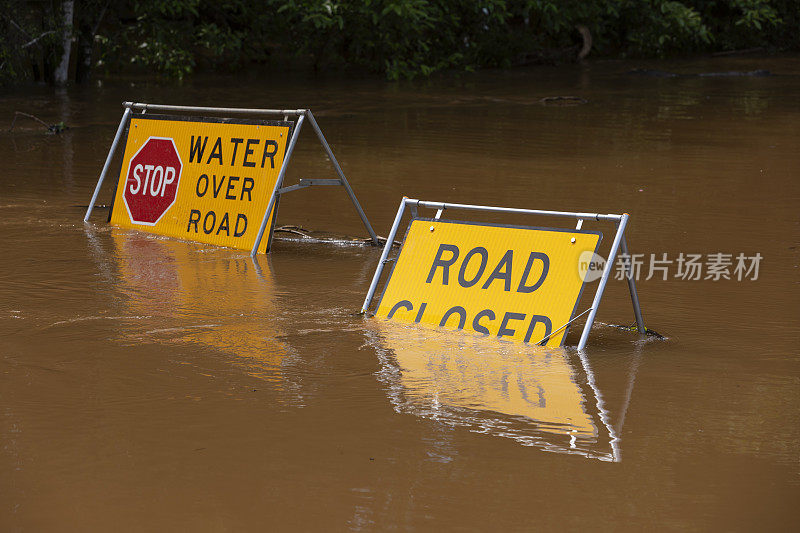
[109,114,292,253]
[375,218,602,347]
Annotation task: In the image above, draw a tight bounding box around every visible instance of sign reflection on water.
[370,321,636,462]
[106,229,289,380]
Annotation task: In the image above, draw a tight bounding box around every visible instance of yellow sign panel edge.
[107,113,294,253]
[374,217,604,347]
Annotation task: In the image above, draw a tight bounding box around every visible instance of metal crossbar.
[278,179,343,195]
[123,102,305,116]
[413,200,623,222]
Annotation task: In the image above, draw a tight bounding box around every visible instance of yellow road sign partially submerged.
[85,103,380,254]
[109,115,292,254]
[362,199,647,350]
[376,219,601,347]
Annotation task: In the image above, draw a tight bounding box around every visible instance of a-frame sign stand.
[360,198,647,350]
[84,102,380,255]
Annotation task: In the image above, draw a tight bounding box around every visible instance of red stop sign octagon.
[123,137,183,225]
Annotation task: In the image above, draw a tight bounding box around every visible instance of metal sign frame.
[361,198,646,350]
[84,102,379,255]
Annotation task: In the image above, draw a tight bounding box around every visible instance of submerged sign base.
[362,199,647,350]
[86,102,379,255]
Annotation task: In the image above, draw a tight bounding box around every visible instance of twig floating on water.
[9,112,68,134]
[539,96,588,106]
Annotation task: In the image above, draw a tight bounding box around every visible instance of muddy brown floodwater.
[1,56,799,531]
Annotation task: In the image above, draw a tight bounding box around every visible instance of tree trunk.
[54,0,75,85]
[577,25,592,61]
[76,1,110,83]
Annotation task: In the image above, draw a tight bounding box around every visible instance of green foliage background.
[1,0,796,85]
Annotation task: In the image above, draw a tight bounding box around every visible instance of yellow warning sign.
[375,219,602,347]
[109,115,292,253]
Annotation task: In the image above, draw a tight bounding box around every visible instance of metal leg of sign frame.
[250,115,305,256]
[305,111,379,246]
[360,198,646,351]
[83,107,132,222]
[620,235,646,334]
[361,197,410,313]
[576,214,630,350]
[250,111,380,255]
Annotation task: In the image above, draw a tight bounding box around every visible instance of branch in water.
[9,112,68,134]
